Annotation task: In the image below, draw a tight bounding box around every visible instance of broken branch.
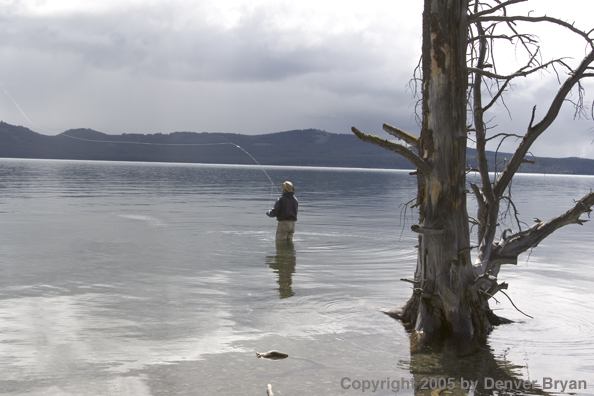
[351,126,430,176]
[500,290,533,319]
[411,224,445,235]
[382,123,419,148]
[496,191,594,257]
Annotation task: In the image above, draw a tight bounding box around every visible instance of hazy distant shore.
[1,121,593,175]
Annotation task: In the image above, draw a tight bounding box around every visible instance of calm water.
[0,158,592,396]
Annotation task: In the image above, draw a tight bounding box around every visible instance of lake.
[0,158,592,396]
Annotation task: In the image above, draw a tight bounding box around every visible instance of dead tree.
[352,0,594,353]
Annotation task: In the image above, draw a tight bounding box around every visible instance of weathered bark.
[360,0,495,353]
[351,126,430,176]
[394,0,487,352]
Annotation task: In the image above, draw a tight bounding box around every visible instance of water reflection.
[265,240,296,299]
[404,335,548,396]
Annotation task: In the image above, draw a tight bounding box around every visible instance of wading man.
[266,181,298,241]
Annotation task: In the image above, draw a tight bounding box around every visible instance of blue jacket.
[267,192,298,221]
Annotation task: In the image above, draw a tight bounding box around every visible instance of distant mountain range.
[1,121,593,175]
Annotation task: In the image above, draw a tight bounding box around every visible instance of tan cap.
[280,181,295,192]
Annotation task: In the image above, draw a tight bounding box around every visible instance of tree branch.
[383,123,419,148]
[468,0,528,22]
[493,50,594,197]
[485,132,524,142]
[468,33,534,43]
[472,21,497,207]
[480,50,548,113]
[483,79,511,112]
[495,191,594,259]
[500,290,534,319]
[411,224,446,235]
[472,18,502,272]
[473,15,594,47]
[499,196,527,232]
[470,182,487,243]
[351,127,431,176]
[468,59,563,80]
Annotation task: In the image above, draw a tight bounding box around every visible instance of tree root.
[381,294,419,330]
[486,309,514,325]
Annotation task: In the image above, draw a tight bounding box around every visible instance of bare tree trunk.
[376,0,521,353]
[380,0,489,353]
[405,0,489,352]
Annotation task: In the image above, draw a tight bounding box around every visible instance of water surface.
[0,159,592,395]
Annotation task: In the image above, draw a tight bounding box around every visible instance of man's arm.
[266,197,282,217]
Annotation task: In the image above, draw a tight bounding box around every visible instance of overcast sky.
[1,0,593,159]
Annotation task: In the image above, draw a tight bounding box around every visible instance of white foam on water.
[117,214,164,227]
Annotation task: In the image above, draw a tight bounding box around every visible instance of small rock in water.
[256,350,289,360]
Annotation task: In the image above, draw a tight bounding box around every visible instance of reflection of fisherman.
[266,181,298,241]
[266,240,296,299]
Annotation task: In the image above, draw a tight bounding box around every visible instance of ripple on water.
[500,293,594,355]
[488,281,594,382]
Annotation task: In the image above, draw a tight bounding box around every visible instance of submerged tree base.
[382,293,513,356]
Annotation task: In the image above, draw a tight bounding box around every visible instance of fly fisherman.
[266,181,298,241]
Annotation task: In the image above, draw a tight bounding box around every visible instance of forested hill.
[1,121,593,175]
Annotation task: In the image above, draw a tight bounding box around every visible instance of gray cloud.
[0,1,592,159]
[0,1,420,137]
[1,4,402,83]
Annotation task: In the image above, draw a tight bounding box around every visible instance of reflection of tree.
[403,336,548,396]
[265,240,296,299]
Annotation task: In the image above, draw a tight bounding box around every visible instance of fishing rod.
[2,84,54,134]
[3,84,281,195]
[58,133,281,194]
